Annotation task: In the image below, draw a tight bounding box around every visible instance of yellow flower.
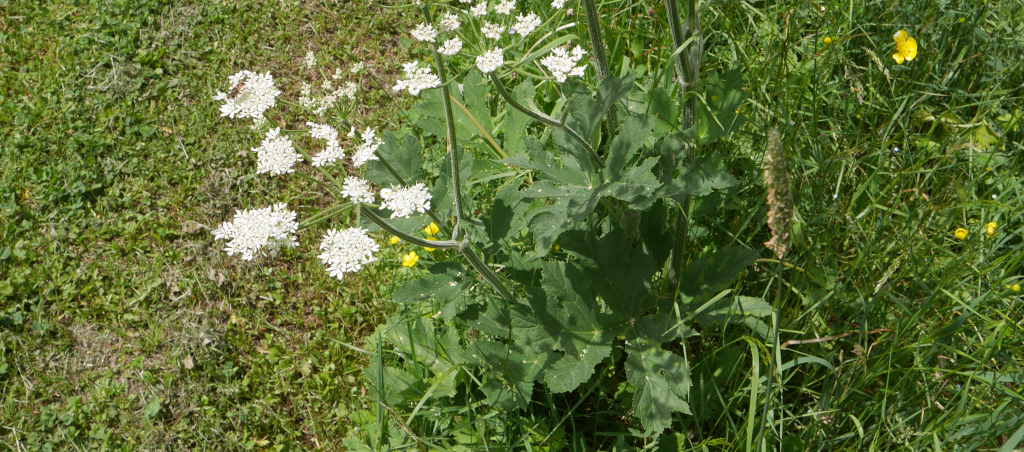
[389,235,401,245]
[954,228,968,240]
[892,30,917,64]
[986,222,997,236]
[1013,284,1021,292]
[402,251,419,267]
[823,36,833,45]
[424,222,440,236]
[423,237,437,252]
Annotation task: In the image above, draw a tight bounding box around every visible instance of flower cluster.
[494,0,515,15]
[318,228,380,279]
[540,45,587,82]
[439,12,461,32]
[512,13,540,37]
[252,127,301,175]
[439,37,463,56]
[351,127,382,167]
[308,122,345,167]
[213,71,281,126]
[411,23,438,42]
[476,48,505,74]
[341,177,376,204]
[393,61,441,96]
[212,203,299,261]
[471,2,487,16]
[482,21,504,40]
[380,183,432,218]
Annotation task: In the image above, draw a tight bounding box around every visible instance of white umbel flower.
[334,82,358,100]
[470,2,488,16]
[540,45,588,82]
[551,0,566,9]
[213,71,281,125]
[476,48,504,74]
[318,228,379,279]
[304,51,317,68]
[350,61,364,74]
[512,12,541,36]
[494,0,515,14]
[379,184,432,218]
[438,12,461,32]
[482,21,504,40]
[252,127,301,175]
[212,203,299,261]
[439,37,463,56]
[341,177,376,204]
[352,127,382,167]
[393,61,441,96]
[411,22,438,42]
[308,122,346,167]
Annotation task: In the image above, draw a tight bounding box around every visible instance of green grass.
[2,0,1023,450]
[1,0,416,449]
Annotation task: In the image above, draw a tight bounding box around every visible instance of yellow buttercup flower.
[402,251,419,267]
[954,228,968,240]
[986,222,997,236]
[424,222,440,236]
[423,237,438,251]
[390,235,401,245]
[892,30,917,64]
[823,36,833,45]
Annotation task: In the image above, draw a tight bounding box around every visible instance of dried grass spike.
[763,126,793,259]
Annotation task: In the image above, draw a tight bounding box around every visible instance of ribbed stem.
[461,243,515,302]
[489,73,603,177]
[580,0,617,132]
[360,205,461,249]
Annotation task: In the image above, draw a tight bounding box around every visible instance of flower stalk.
[580,0,617,132]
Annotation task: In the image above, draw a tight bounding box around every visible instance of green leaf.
[483,181,527,253]
[695,68,747,145]
[561,229,657,319]
[655,153,738,203]
[640,198,675,268]
[392,273,472,321]
[649,87,679,138]
[431,146,474,220]
[502,81,536,156]
[365,131,424,186]
[679,247,758,297]
[605,114,654,181]
[524,200,576,259]
[624,333,691,433]
[142,397,162,420]
[694,296,772,325]
[469,339,560,409]
[462,70,492,136]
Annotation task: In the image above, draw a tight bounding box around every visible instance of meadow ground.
[2,0,1023,451]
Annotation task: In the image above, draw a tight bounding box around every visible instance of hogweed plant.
[209,0,764,448]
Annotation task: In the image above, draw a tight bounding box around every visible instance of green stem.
[489,73,603,174]
[299,203,354,229]
[461,243,515,302]
[580,0,617,132]
[756,258,785,451]
[360,205,461,249]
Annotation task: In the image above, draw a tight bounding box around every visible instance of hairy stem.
[580,0,617,131]
[360,205,461,249]
[489,73,602,174]
[461,243,515,302]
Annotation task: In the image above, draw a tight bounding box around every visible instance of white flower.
[482,21,504,40]
[439,12,461,32]
[470,2,487,16]
[459,0,471,3]
[411,22,438,42]
[512,12,540,36]
[212,203,298,261]
[352,127,382,167]
[252,127,301,176]
[307,122,346,167]
[341,177,376,204]
[304,51,317,68]
[439,37,463,56]
[350,61,364,74]
[332,68,344,80]
[318,228,379,279]
[298,82,315,108]
[213,71,281,124]
[540,45,587,82]
[334,81,358,100]
[393,61,441,96]
[476,47,504,74]
[379,183,432,218]
[347,126,356,138]
[494,0,515,15]
[551,0,566,9]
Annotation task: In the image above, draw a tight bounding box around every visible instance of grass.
[2,0,1023,451]
[1,0,417,449]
